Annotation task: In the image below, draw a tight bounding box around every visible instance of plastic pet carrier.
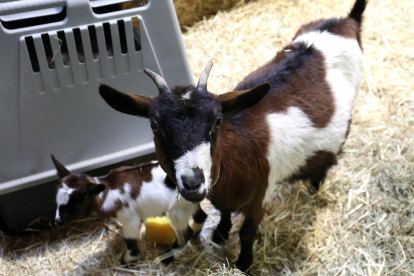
[0,0,193,233]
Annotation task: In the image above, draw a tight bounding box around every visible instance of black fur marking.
[212,210,232,244]
[349,0,367,25]
[235,217,256,273]
[193,206,208,224]
[164,176,176,190]
[124,238,139,257]
[234,42,315,93]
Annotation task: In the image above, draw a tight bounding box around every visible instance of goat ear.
[51,155,71,179]
[87,183,106,195]
[217,82,271,114]
[99,84,151,118]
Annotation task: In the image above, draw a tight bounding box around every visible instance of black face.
[149,85,222,202]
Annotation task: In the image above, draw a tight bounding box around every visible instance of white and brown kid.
[52,155,207,265]
[99,0,366,272]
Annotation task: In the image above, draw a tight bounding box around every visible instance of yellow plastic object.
[145,216,177,245]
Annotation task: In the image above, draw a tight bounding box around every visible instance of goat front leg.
[212,209,232,244]
[235,207,265,274]
[118,211,141,265]
[188,204,208,238]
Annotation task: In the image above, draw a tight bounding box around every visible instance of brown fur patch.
[239,44,335,128]
[292,151,337,182]
[208,118,270,214]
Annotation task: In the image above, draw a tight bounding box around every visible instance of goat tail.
[348,0,368,25]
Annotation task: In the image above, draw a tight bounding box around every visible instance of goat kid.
[51,155,207,265]
[99,0,367,272]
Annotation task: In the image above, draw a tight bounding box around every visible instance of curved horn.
[144,68,170,94]
[197,62,213,91]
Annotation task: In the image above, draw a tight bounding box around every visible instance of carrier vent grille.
[25,18,142,92]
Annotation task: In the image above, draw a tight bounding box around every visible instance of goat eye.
[215,117,223,128]
[151,121,159,132]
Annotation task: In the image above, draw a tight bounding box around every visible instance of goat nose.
[181,168,205,191]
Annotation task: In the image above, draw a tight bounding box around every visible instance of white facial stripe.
[55,184,75,220]
[174,142,212,194]
[56,184,75,206]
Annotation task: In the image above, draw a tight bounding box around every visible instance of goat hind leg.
[119,212,141,265]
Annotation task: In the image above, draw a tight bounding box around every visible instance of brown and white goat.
[98,0,366,272]
[51,156,207,265]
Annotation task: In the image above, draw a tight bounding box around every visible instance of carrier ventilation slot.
[73,28,85,64]
[131,17,141,52]
[25,37,40,73]
[57,31,70,66]
[91,0,149,15]
[88,25,100,60]
[103,23,114,58]
[118,20,128,54]
[1,7,66,30]
[41,34,55,70]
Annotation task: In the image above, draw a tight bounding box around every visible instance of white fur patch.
[264,31,363,205]
[123,249,140,263]
[182,91,192,100]
[174,142,212,195]
[55,184,75,221]
[110,165,197,240]
[190,221,204,232]
[102,189,122,211]
[56,184,75,206]
[117,208,141,239]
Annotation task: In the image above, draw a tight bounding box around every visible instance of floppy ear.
[217,82,271,114]
[99,84,151,118]
[51,155,71,179]
[87,183,106,195]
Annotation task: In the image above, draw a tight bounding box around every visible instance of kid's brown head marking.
[52,155,106,226]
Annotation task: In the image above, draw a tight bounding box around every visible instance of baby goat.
[99,0,367,272]
[51,156,207,265]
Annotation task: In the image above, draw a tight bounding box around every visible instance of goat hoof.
[121,254,139,266]
[212,229,229,244]
[235,253,253,273]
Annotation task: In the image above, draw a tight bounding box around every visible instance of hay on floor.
[1,0,414,275]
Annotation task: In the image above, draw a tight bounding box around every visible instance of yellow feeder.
[145,216,177,245]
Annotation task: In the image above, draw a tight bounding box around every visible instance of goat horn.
[144,68,170,94]
[197,62,213,91]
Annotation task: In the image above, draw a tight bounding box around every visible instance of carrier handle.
[0,0,66,16]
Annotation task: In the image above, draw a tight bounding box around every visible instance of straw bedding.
[1,0,414,275]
